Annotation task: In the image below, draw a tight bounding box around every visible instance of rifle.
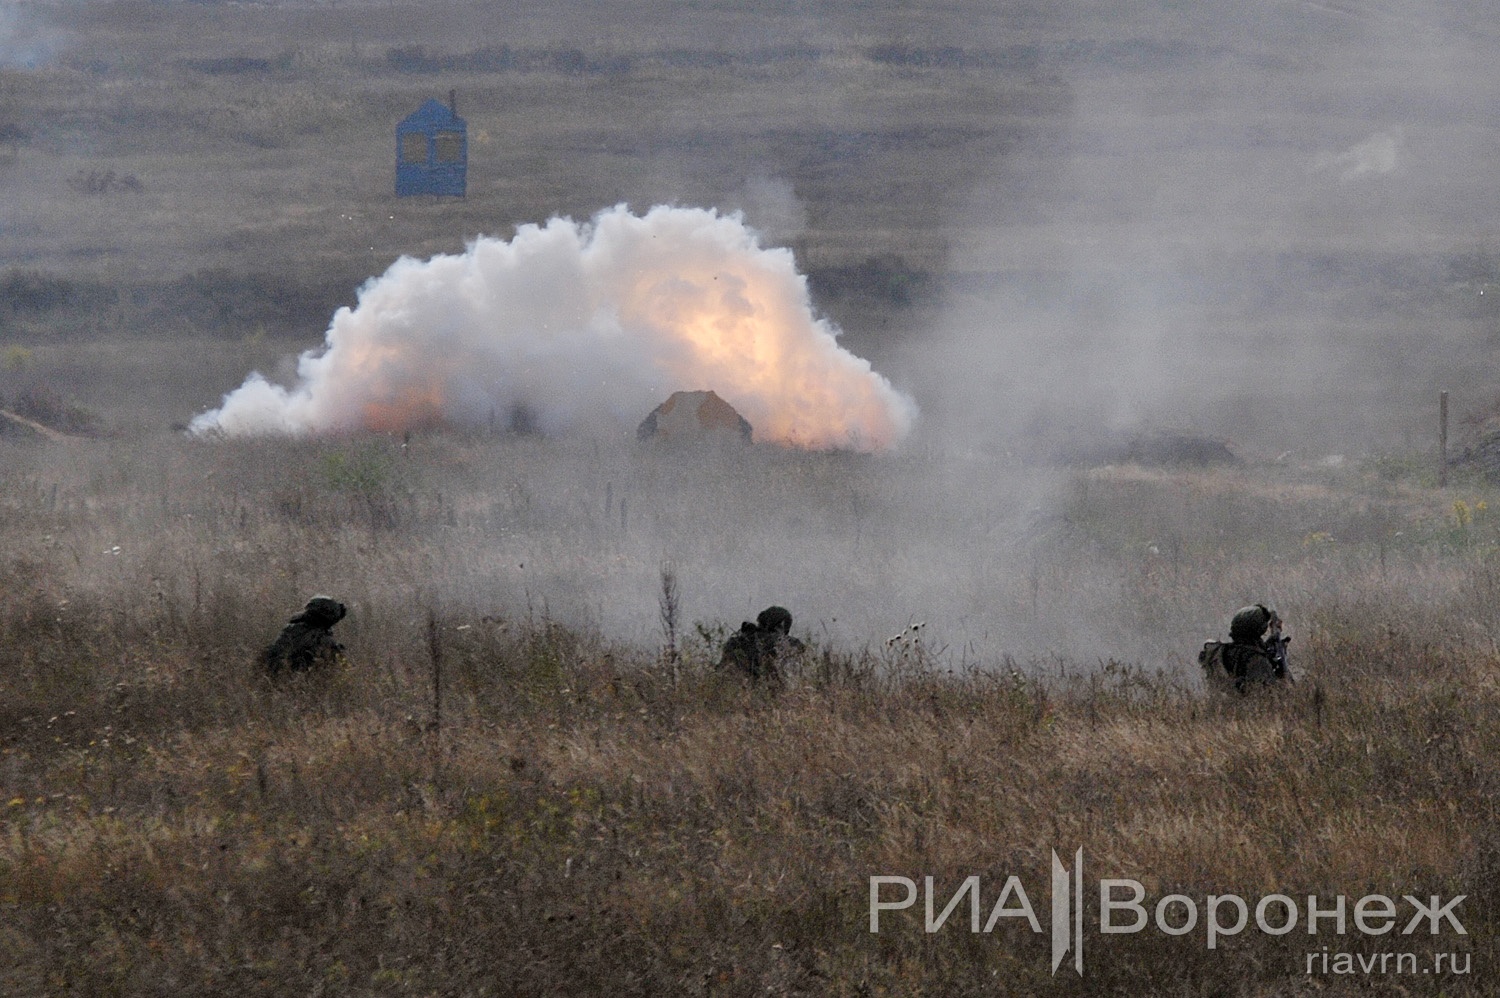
[1264,611,1292,682]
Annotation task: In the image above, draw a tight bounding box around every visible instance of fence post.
[1440,390,1449,488]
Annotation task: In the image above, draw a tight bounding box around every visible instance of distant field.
[4,0,1500,454]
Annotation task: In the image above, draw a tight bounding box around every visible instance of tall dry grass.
[2,428,1498,995]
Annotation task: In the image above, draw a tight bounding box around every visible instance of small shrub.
[13,383,102,435]
[3,345,31,372]
[321,445,405,530]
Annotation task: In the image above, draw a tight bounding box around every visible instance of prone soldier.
[262,596,347,675]
[719,605,805,686]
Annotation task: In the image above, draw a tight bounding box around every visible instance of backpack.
[1198,640,1236,693]
[1199,639,1286,692]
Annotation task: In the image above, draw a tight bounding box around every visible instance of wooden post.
[1440,390,1449,487]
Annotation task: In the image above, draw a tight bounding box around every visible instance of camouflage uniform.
[263,596,347,675]
[1200,604,1291,693]
[719,606,804,685]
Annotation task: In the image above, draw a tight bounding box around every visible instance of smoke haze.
[0,5,62,70]
[883,0,1500,460]
[8,0,1500,667]
[1312,129,1404,182]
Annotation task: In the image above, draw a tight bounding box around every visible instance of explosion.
[191,204,916,451]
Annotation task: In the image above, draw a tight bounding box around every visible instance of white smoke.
[190,204,916,451]
[1311,128,1404,181]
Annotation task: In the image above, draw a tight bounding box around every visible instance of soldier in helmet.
[262,596,347,676]
[718,605,805,686]
[1200,603,1292,693]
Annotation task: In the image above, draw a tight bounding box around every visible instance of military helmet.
[292,595,347,627]
[1229,604,1272,643]
[756,605,793,635]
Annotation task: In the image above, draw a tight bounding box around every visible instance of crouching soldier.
[1200,603,1292,693]
[719,605,805,686]
[263,595,347,675]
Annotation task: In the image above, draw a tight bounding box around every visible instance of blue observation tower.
[395,92,467,197]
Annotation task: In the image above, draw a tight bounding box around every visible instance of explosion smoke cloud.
[190,204,916,451]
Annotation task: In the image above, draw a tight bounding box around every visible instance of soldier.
[262,596,347,676]
[1200,603,1292,693]
[718,605,804,685]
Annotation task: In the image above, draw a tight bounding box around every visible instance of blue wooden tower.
[395,93,467,197]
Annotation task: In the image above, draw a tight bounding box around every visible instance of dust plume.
[190,204,915,452]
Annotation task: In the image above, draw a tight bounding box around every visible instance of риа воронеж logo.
[869,849,1469,976]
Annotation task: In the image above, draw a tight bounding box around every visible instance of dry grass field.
[3,430,1500,995]
[6,0,1500,993]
